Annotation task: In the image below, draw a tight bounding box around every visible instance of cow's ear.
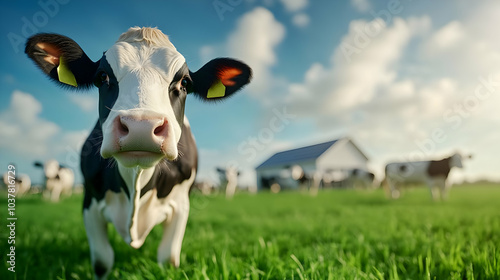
[190,58,252,101]
[25,33,99,90]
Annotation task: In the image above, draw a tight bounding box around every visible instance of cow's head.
[26,27,251,168]
[450,153,464,168]
[450,152,472,169]
[34,159,60,179]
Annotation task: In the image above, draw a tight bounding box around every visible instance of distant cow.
[385,153,467,200]
[2,172,31,196]
[34,160,74,202]
[348,169,376,189]
[216,166,240,199]
[287,165,319,195]
[26,27,251,279]
[317,168,375,189]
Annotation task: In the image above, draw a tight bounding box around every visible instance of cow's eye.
[94,71,109,87]
[179,77,192,93]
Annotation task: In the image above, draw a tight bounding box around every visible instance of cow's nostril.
[154,120,168,136]
[121,122,129,133]
[118,117,129,134]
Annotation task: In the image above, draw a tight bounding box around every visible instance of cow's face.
[25,27,252,169]
[96,30,189,167]
[44,159,60,179]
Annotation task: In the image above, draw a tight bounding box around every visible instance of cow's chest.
[100,187,173,248]
[96,168,195,249]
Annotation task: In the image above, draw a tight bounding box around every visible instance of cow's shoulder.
[82,121,127,208]
[427,158,451,177]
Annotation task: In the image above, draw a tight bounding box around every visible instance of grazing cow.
[284,165,319,195]
[34,160,74,202]
[26,27,251,279]
[2,171,31,196]
[311,168,375,190]
[385,153,467,200]
[216,166,240,199]
[348,169,376,189]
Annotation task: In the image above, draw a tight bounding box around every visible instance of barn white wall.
[316,139,369,172]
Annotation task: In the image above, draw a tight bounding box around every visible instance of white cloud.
[351,0,371,13]
[0,91,89,161]
[0,91,60,156]
[292,13,310,28]
[227,7,286,97]
[287,17,422,116]
[68,94,98,112]
[424,21,465,53]
[279,0,308,12]
[419,4,500,80]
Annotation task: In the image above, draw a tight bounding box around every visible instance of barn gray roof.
[256,139,339,169]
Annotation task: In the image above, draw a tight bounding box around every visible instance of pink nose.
[115,115,168,153]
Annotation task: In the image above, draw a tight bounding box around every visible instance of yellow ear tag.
[207,80,226,98]
[57,56,78,87]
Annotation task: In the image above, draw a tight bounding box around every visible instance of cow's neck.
[118,165,155,197]
[116,164,156,245]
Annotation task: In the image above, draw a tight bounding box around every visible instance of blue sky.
[1,0,500,186]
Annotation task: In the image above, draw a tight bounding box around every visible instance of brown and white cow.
[385,153,468,200]
[25,27,251,279]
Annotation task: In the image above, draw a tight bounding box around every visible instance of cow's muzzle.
[101,112,178,167]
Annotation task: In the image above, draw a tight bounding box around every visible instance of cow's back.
[385,161,430,183]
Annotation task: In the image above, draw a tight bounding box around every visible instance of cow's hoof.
[391,190,400,199]
[94,260,110,279]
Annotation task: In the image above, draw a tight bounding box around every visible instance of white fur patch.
[100,37,186,161]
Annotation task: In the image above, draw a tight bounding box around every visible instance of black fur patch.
[95,55,119,126]
[169,63,190,128]
[190,58,252,101]
[399,165,408,173]
[25,33,99,90]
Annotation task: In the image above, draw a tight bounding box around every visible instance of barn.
[255,138,370,190]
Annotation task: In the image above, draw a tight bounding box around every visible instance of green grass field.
[1,185,500,280]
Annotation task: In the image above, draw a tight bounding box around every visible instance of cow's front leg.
[386,179,400,199]
[50,183,62,202]
[158,193,189,267]
[438,177,450,200]
[427,179,439,201]
[84,198,114,279]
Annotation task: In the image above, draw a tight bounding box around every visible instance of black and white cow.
[385,153,467,200]
[347,168,376,189]
[25,27,251,279]
[288,165,320,194]
[34,159,74,202]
